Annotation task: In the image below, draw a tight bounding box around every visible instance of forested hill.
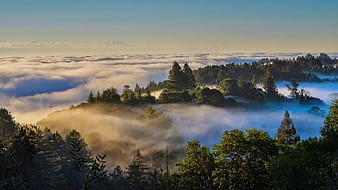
[193,53,338,84]
[0,99,337,189]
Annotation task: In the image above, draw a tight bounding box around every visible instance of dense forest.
[0,53,337,189]
[0,100,337,189]
[87,54,333,107]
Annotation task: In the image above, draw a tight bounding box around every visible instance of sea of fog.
[0,53,337,147]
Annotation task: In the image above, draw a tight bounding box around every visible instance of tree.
[220,78,239,96]
[83,154,108,190]
[182,63,196,89]
[213,129,277,190]
[65,130,92,172]
[276,111,300,145]
[100,87,121,103]
[65,130,92,189]
[196,88,227,106]
[286,79,299,99]
[121,85,138,105]
[0,108,17,142]
[87,91,95,103]
[126,150,151,190]
[176,140,215,189]
[166,62,185,91]
[321,100,338,147]
[262,67,278,97]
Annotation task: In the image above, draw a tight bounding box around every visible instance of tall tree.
[182,63,196,89]
[126,150,151,190]
[176,140,215,189]
[166,62,185,91]
[262,67,278,97]
[87,91,95,103]
[321,99,338,147]
[276,110,300,145]
[213,129,277,190]
[0,108,17,141]
[286,79,299,99]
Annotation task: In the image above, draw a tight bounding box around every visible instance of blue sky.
[1,0,337,55]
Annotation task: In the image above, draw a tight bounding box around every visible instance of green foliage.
[269,137,338,190]
[220,78,239,96]
[65,129,92,172]
[262,66,278,97]
[126,149,152,190]
[276,111,300,145]
[196,87,237,107]
[286,79,299,99]
[166,61,186,91]
[321,99,338,146]
[194,54,337,86]
[176,140,215,189]
[0,107,17,141]
[213,129,277,190]
[182,63,196,90]
[83,154,108,189]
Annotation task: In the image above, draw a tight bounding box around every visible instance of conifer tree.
[166,62,185,91]
[182,63,196,89]
[65,130,92,172]
[276,110,300,145]
[286,79,299,99]
[0,108,17,141]
[87,91,95,103]
[321,99,338,146]
[262,67,278,97]
[126,150,151,190]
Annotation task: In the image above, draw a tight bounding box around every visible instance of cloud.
[37,105,184,168]
[154,104,325,147]
[0,52,336,129]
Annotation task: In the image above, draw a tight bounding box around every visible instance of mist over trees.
[1,54,337,189]
[1,99,337,189]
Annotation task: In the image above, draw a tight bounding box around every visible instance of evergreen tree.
[126,150,151,190]
[213,129,277,190]
[276,110,300,145]
[65,130,92,189]
[65,130,92,172]
[83,154,108,190]
[87,91,95,103]
[182,63,196,89]
[176,140,215,189]
[321,99,338,147]
[166,62,185,91]
[262,67,278,97]
[0,108,17,141]
[286,79,299,99]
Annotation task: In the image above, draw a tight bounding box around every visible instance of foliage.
[176,140,215,189]
[276,111,300,145]
[262,66,278,98]
[213,129,277,190]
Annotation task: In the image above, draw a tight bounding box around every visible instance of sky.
[1,0,338,55]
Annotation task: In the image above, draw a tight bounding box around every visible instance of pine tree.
[166,62,185,91]
[0,107,17,141]
[126,150,151,190]
[321,99,338,146]
[87,91,95,103]
[182,63,196,89]
[286,79,299,99]
[276,111,300,145]
[262,67,278,97]
[65,130,92,172]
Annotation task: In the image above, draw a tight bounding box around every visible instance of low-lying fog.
[0,53,337,164]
